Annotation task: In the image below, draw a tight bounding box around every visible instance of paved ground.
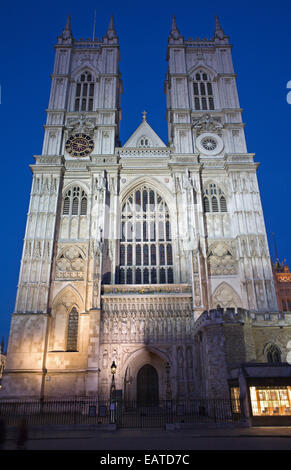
[1,425,291,451]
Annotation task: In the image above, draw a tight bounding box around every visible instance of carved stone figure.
[193,113,223,134]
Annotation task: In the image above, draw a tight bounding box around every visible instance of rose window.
[201,137,217,151]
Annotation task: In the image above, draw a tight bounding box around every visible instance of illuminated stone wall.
[193,309,291,398]
[2,17,285,400]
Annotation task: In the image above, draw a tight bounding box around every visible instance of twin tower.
[2,15,283,402]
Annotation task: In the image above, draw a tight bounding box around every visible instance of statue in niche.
[95,228,103,269]
[175,176,182,194]
[182,168,193,191]
[103,316,109,335]
[149,314,154,337]
[121,319,127,336]
[139,317,145,335]
[96,171,107,192]
[131,315,136,337]
[113,319,118,336]
[103,349,108,368]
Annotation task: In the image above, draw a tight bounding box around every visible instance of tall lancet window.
[62,186,87,216]
[119,186,174,284]
[66,307,79,351]
[203,183,227,213]
[193,70,214,111]
[74,71,95,112]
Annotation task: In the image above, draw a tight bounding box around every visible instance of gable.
[123,119,167,148]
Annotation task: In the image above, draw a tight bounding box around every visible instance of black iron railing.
[0,397,241,427]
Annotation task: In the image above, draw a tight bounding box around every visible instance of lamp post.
[110,361,116,398]
[110,361,117,423]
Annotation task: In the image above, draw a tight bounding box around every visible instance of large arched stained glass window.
[119,186,174,284]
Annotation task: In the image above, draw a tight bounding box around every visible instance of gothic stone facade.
[2,16,290,400]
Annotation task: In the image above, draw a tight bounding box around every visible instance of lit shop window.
[250,386,291,416]
[230,387,241,414]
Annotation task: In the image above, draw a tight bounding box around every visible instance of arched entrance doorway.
[137,364,159,405]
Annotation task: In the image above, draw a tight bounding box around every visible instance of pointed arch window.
[66,307,79,351]
[203,183,227,213]
[193,70,214,111]
[265,343,281,364]
[119,185,174,284]
[62,186,88,216]
[137,136,152,148]
[74,71,95,112]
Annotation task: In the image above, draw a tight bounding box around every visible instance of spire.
[58,14,73,44]
[104,15,118,42]
[272,233,280,262]
[171,15,180,35]
[65,13,72,34]
[169,15,183,43]
[108,15,116,34]
[215,15,222,32]
[213,15,228,42]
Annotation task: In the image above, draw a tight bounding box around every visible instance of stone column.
[85,308,101,396]
[238,367,252,427]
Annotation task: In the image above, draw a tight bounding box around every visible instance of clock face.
[65,133,94,157]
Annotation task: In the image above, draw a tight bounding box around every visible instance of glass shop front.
[249,386,291,416]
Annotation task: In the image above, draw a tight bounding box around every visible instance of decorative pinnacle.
[214,14,226,40]
[107,14,117,37]
[171,15,180,34]
[169,15,182,41]
[64,13,72,33]
[59,13,73,42]
[142,110,147,121]
[215,15,222,31]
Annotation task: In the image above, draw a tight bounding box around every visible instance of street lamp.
[110,361,117,399]
[110,361,117,424]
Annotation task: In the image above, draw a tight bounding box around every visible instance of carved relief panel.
[55,245,86,280]
[207,241,237,276]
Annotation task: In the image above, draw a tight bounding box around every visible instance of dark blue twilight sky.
[0,0,291,347]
